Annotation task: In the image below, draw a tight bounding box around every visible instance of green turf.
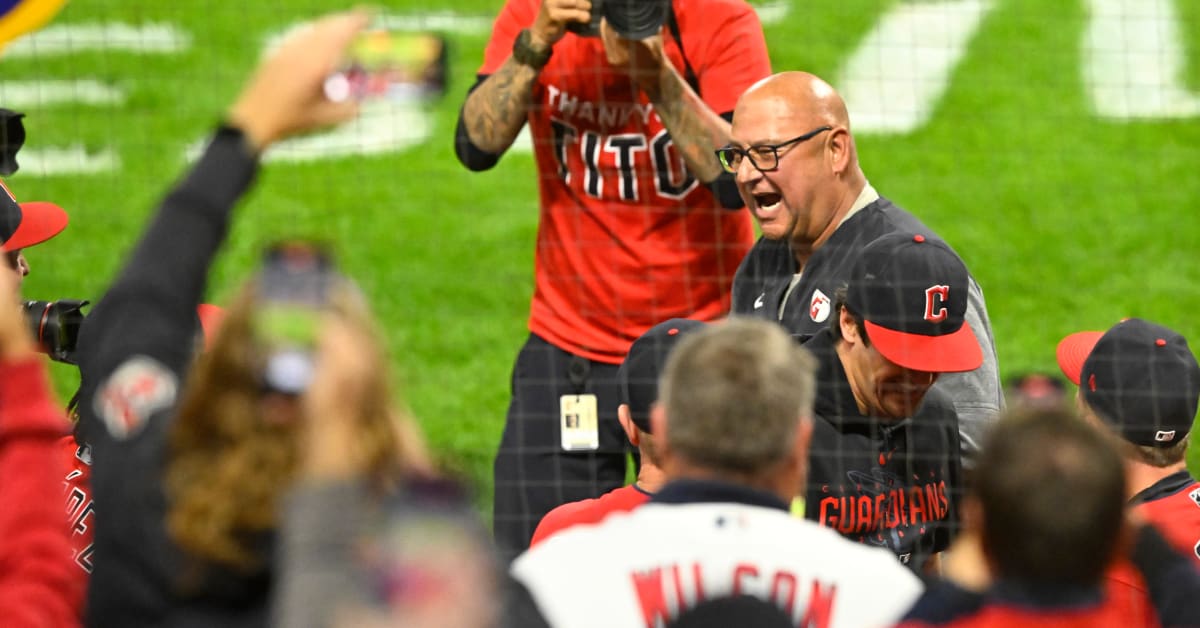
[12,0,1200,514]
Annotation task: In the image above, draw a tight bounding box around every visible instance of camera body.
[566,0,672,40]
[24,298,88,364]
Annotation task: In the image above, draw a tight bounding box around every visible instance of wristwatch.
[512,29,552,70]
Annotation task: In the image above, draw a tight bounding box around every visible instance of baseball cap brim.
[864,320,983,373]
[197,303,225,350]
[4,201,67,250]
[1055,330,1104,386]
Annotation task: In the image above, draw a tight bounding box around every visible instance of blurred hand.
[600,19,667,91]
[0,264,34,361]
[300,313,379,478]
[530,0,592,49]
[227,10,369,152]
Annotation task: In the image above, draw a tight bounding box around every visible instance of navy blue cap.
[618,318,707,432]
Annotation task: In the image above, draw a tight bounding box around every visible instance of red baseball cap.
[0,179,68,251]
[846,232,982,373]
[1055,330,1104,386]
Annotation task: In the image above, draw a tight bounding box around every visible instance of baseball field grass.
[7,0,1199,515]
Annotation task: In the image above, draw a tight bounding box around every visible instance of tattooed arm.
[457,0,592,161]
[638,61,730,183]
[460,58,542,156]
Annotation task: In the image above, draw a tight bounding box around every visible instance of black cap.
[1058,319,1200,448]
[618,318,706,432]
[604,0,672,40]
[845,232,982,373]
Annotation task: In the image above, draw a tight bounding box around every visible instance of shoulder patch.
[810,289,831,323]
[94,356,178,440]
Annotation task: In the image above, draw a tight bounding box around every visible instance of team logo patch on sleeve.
[810,289,831,323]
[95,356,178,440]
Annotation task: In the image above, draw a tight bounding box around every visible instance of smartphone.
[324,30,448,103]
[255,242,338,395]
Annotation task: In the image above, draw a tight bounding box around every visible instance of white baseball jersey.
[512,496,923,628]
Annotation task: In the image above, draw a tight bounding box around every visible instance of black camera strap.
[666,6,700,96]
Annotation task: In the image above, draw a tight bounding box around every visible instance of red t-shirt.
[479,0,768,362]
[60,436,94,576]
[1103,471,1200,622]
[1133,471,1200,565]
[530,484,652,546]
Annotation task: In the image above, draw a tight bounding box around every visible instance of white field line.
[3,22,191,57]
[1083,0,1200,118]
[836,0,995,134]
[16,145,120,176]
[0,80,123,107]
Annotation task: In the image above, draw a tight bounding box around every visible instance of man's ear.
[839,306,861,346]
[618,404,640,448]
[828,127,852,176]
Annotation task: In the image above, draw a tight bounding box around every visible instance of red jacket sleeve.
[0,356,82,627]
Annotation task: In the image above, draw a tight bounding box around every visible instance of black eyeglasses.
[715,125,833,174]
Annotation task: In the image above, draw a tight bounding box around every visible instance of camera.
[254,242,338,396]
[566,0,672,40]
[24,298,89,364]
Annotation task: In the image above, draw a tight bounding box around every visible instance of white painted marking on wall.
[4,23,192,57]
[836,0,995,134]
[0,80,123,107]
[1084,0,1200,118]
[17,145,120,176]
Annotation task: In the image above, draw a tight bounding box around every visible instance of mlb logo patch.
[1189,487,1200,508]
[810,289,830,323]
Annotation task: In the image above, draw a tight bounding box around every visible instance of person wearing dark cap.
[0,179,68,289]
[1056,318,1200,569]
[803,232,978,573]
[506,318,923,628]
[896,406,1200,628]
[529,318,705,547]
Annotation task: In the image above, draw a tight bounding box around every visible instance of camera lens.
[603,0,671,40]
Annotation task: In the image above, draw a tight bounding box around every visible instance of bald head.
[728,72,865,258]
[735,72,850,131]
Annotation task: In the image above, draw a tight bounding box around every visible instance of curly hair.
[165,279,412,572]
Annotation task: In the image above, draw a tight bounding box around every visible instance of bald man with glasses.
[721,71,1001,467]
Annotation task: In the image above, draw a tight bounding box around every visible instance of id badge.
[560,394,599,451]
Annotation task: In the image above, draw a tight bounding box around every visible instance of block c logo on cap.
[924,285,950,323]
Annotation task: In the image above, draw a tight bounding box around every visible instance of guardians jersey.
[1130,470,1200,565]
[478,0,768,362]
[61,436,95,575]
[803,331,962,572]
